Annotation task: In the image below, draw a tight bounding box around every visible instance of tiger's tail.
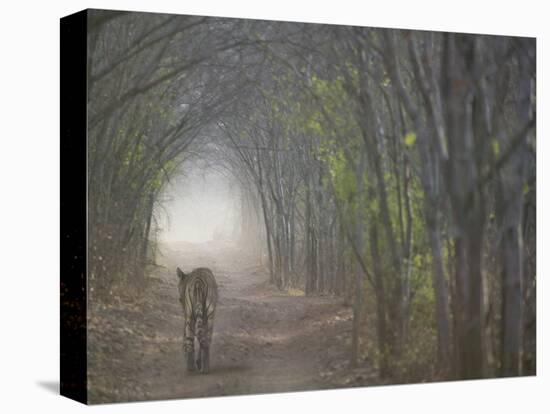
[195,303,207,348]
[196,304,211,372]
[193,281,210,372]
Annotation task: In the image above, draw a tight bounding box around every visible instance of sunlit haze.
[159,167,239,243]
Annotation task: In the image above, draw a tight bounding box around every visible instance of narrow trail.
[88,241,378,404]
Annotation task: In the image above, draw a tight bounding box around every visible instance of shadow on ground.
[36,381,59,394]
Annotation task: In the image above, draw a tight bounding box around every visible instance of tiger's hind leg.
[202,320,214,374]
[195,310,211,373]
[183,317,196,372]
[198,345,209,374]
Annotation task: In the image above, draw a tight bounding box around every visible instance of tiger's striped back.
[180,268,217,330]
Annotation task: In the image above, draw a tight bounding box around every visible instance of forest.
[86,10,536,400]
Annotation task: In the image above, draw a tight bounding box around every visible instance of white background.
[0,0,546,412]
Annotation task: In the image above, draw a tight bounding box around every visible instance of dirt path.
[88,241,378,404]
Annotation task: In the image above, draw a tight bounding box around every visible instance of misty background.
[159,165,239,244]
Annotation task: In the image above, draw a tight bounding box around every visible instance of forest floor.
[87,240,379,404]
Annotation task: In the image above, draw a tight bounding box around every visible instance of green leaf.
[404,132,417,147]
[492,139,500,156]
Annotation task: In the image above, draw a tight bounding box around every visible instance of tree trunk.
[427,211,452,375]
[370,223,389,377]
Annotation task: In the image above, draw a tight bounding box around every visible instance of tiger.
[176,266,218,374]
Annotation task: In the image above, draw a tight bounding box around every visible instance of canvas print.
[60,9,536,404]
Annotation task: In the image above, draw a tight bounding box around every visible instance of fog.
[159,165,240,244]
